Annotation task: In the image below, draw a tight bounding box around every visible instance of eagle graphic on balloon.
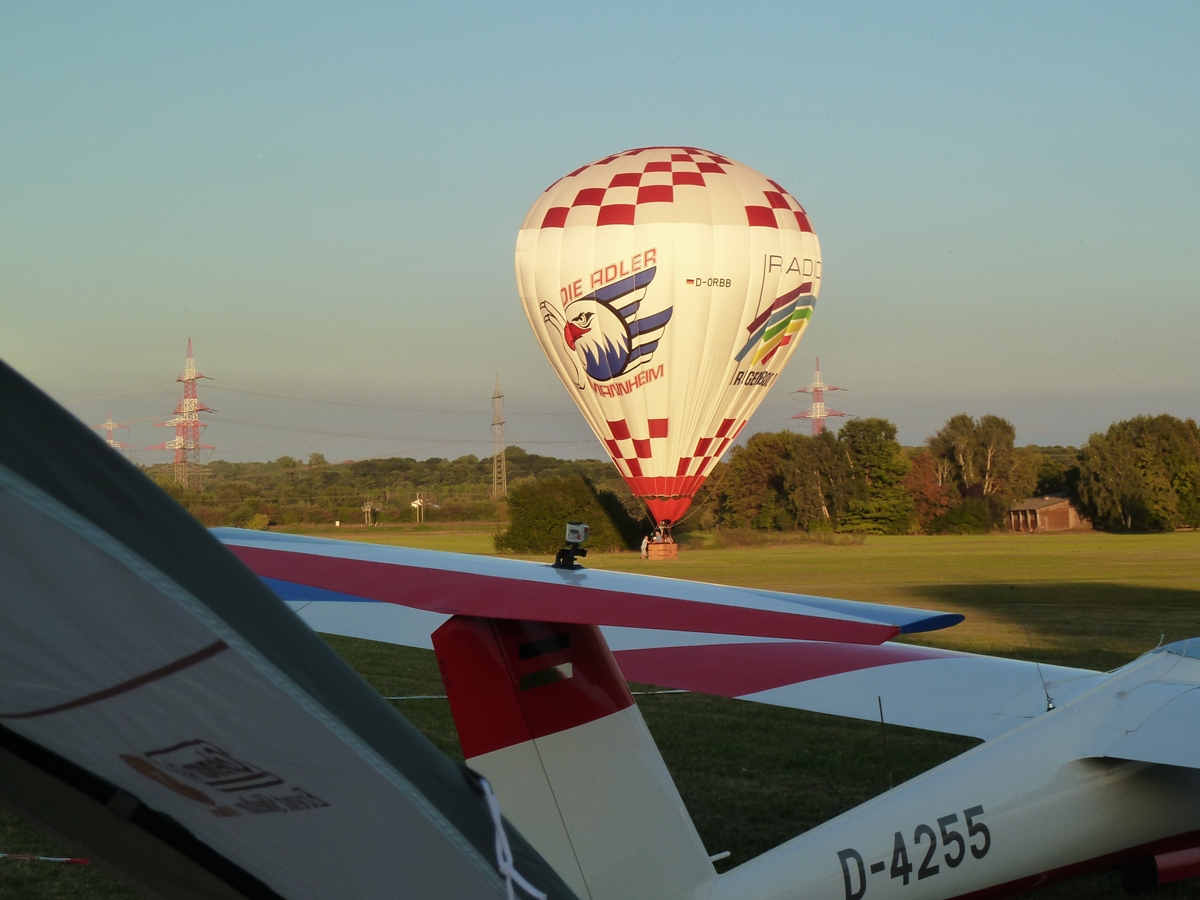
[539,268,673,390]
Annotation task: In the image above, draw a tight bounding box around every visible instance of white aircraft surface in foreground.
[216,529,1200,900]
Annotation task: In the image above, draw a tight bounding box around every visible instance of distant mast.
[492,375,507,499]
[93,411,135,456]
[149,338,215,488]
[792,358,850,435]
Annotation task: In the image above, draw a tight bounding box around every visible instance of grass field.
[4,530,1200,898]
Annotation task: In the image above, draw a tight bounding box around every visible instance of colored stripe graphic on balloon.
[746,283,813,334]
[518,146,821,524]
[738,303,797,363]
[739,301,814,364]
[752,309,812,366]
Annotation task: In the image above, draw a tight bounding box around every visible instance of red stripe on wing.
[229,546,899,645]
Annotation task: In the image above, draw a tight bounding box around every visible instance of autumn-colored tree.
[922,413,1027,530]
[904,450,955,530]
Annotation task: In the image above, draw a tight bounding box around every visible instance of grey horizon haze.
[1,2,1197,464]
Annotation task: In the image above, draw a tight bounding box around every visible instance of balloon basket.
[646,542,678,561]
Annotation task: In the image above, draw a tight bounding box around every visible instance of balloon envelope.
[515,147,821,524]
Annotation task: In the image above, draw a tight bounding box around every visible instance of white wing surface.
[609,634,1100,740]
[215,530,1099,741]
[213,529,962,644]
[0,359,577,900]
[1074,642,1200,770]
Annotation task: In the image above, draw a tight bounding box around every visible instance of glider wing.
[0,360,576,900]
[1080,641,1200,769]
[214,529,962,645]
[214,531,1099,741]
[607,633,1100,740]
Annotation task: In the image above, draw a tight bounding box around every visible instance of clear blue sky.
[2,2,1197,463]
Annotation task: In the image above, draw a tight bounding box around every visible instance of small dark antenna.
[878,696,893,790]
[1022,622,1054,712]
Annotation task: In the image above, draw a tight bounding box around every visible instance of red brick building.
[1007,495,1083,532]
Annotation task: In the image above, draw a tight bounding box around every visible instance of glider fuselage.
[715,647,1200,900]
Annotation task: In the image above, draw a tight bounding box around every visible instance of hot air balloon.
[515,147,821,526]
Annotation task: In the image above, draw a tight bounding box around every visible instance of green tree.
[1027,446,1080,496]
[494,475,637,553]
[718,420,913,534]
[781,431,848,530]
[929,413,978,491]
[1002,447,1041,505]
[164,446,639,528]
[929,498,991,534]
[274,456,300,482]
[1077,415,1200,531]
[720,431,803,530]
[1077,429,1149,530]
[975,415,1016,498]
[837,418,914,534]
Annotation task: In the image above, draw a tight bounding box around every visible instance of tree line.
[698,412,1200,535]
[152,447,632,529]
[699,415,1040,535]
[153,413,1200,536]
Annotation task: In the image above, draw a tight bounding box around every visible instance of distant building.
[1007,495,1083,532]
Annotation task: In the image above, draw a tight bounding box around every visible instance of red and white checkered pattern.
[672,417,744,480]
[516,146,821,525]
[595,415,745,505]
[747,179,815,232]
[599,417,670,479]
[532,147,814,233]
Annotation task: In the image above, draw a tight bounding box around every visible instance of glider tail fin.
[433,616,714,900]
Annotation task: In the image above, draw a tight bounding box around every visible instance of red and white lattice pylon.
[791,358,851,435]
[93,410,135,453]
[148,338,215,488]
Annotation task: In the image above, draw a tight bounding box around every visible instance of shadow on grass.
[903,582,1200,671]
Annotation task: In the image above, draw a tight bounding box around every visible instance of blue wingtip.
[898,613,966,634]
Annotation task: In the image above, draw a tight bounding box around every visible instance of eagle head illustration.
[563,301,630,381]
